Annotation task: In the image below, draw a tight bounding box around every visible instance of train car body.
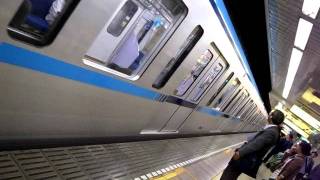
[0,0,268,144]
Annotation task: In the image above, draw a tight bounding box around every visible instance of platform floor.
[0,134,250,179]
[212,164,272,180]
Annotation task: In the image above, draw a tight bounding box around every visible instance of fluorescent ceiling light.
[291,105,320,130]
[282,48,303,98]
[294,18,313,50]
[302,87,320,105]
[284,119,309,138]
[282,130,289,135]
[275,102,283,110]
[282,124,292,131]
[302,0,320,19]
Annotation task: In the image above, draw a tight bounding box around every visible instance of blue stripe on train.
[0,43,160,101]
[0,42,238,120]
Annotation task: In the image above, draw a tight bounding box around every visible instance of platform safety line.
[134,141,245,180]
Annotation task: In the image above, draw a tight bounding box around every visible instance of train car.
[0,0,268,147]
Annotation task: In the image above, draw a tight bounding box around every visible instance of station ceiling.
[223,0,320,136]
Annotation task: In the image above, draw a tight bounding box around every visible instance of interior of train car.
[0,0,319,179]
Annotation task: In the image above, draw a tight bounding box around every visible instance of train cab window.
[210,78,240,111]
[84,0,188,80]
[7,0,80,46]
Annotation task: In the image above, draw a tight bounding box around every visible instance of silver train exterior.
[0,0,268,143]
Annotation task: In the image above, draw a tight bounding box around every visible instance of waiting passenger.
[269,140,311,180]
[295,149,318,180]
[220,110,284,180]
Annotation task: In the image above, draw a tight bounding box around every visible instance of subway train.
[0,0,268,149]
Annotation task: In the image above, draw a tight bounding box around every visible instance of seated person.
[269,140,311,180]
[295,149,318,179]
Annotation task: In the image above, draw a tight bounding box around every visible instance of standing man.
[220,110,285,179]
[264,133,294,163]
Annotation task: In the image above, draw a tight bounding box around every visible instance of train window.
[152,25,203,88]
[228,90,248,115]
[174,49,213,96]
[246,105,257,120]
[7,0,80,46]
[188,56,229,102]
[238,100,253,118]
[222,87,243,113]
[210,78,240,110]
[247,109,257,121]
[84,0,188,80]
[243,106,254,120]
[250,113,259,125]
[234,100,248,117]
[233,93,250,116]
[107,0,138,37]
[206,72,234,106]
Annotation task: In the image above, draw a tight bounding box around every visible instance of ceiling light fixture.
[302,0,320,19]
[290,105,320,130]
[284,119,309,138]
[282,48,303,98]
[294,18,313,50]
[275,102,283,110]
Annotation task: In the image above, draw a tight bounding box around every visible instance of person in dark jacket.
[264,133,294,163]
[220,110,285,180]
[309,163,320,179]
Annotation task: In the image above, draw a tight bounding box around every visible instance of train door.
[240,104,257,130]
[159,45,229,132]
[132,0,223,133]
[233,98,249,118]
[236,100,254,130]
[177,71,243,133]
[225,89,248,116]
[210,79,243,132]
[79,0,193,134]
[244,111,259,131]
[251,113,261,130]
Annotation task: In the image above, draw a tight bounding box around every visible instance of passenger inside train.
[13,0,66,33]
